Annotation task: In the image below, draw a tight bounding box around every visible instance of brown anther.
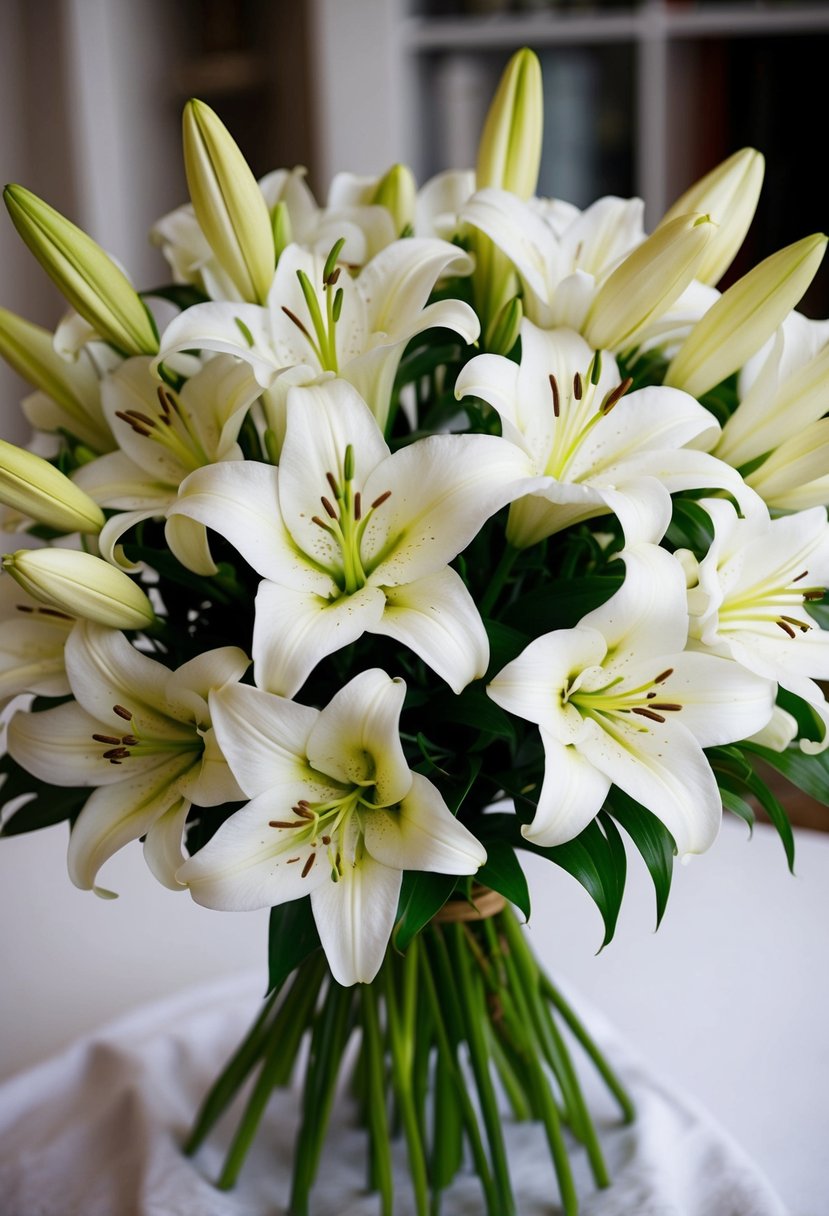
[287,857,300,864]
[776,620,797,638]
[326,472,340,497]
[294,804,315,820]
[371,490,392,509]
[600,377,633,415]
[654,668,673,684]
[320,496,338,519]
[281,306,314,343]
[103,747,130,760]
[92,733,122,745]
[156,385,171,414]
[113,705,132,721]
[549,373,560,418]
[632,707,666,723]
[114,411,151,437]
[38,607,73,620]
[354,492,362,521]
[326,267,341,287]
[803,590,825,601]
[121,735,139,747]
[15,604,34,613]
[781,614,811,632]
[321,834,331,845]
[268,819,302,829]
[125,410,156,427]
[646,691,656,699]
[573,372,583,400]
[301,853,316,878]
[311,515,332,530]
[793,570,810,583]
[647,702,682,712]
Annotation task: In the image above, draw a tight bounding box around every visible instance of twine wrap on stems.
[184,897,635,1216]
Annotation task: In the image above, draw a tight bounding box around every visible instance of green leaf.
[427,687,517,745]
[776,688,826,744]
[665,498,715,556]
[141,283,209,310]
[714,758,795,873]
[484,619,530,672]
[267,898,321,995]
[393,871,459,953]
[500,575,622,638]
[0,753,88,835]
[742,741,829,808]
[605,790,676,929]
[484,811,626,947]
[476,836,531,920]
[720,787,756,834]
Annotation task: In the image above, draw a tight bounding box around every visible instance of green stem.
[420,936,499,1214]
[361,984,394,1216]
[502,911,609,1188]
[217,958,325,1190]
[444,924,516,1216]
[289,979,354,1215]
[540,973,635,1123]
[479,544,519,618]
[383,958,430,1216]
[184,988,279,1155]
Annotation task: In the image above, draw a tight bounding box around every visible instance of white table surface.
[1,815,827,1214]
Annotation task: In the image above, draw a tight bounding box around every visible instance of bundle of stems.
[185,903,634,1215]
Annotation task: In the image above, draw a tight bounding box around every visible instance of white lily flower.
[459,188,718,351]
[487,545,774,854]
[681,498,829,751]
[72,355,262,573]
[169,378,534,697]
[155,237,479,436]
[6,621,248,891]
[455,322,761,547]
[0,573,74,712]
[709,311,829,510]
[177,669,486,985]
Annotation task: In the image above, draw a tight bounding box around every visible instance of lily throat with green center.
[266,782,396,887]
[92,699,204,767]
[565,665,683,731]
[312,443,393,596]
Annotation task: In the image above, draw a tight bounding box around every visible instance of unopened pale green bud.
[665,232,828,398]
[3,185,158,356]
[484,295,523,356]
[0,439,104,534]
[584,213,715,351]
[658,148,765,286]
[371,164,416,235]
[476,48,543,200]
[2,549,154,630]
[0,307,108,447]
[183,99,275,304]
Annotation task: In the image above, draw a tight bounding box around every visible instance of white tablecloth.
[0,971,788,1216]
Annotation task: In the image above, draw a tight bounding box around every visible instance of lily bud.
[0,308,86,415]
[658,148,765,285]
[583,213,714,351]
[183,99,275,304]
[3,185,159,356]
[0,439,104,534]
[484,294,523,356]
[2,549,155,630]
[371,164,416,235]
[665,232,828,398]
[476,48,543,200]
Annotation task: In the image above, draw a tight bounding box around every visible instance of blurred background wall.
[2,0,828,442]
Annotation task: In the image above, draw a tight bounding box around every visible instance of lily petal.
[371,567,491,693]
[252,580,386,697]
[521,730,611,847]
[143,795,192,890]
[311,841,402,985]
[208,681,321,799]
[363,771,486,873]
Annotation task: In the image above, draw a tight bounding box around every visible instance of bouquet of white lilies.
[1,46,828,1215]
